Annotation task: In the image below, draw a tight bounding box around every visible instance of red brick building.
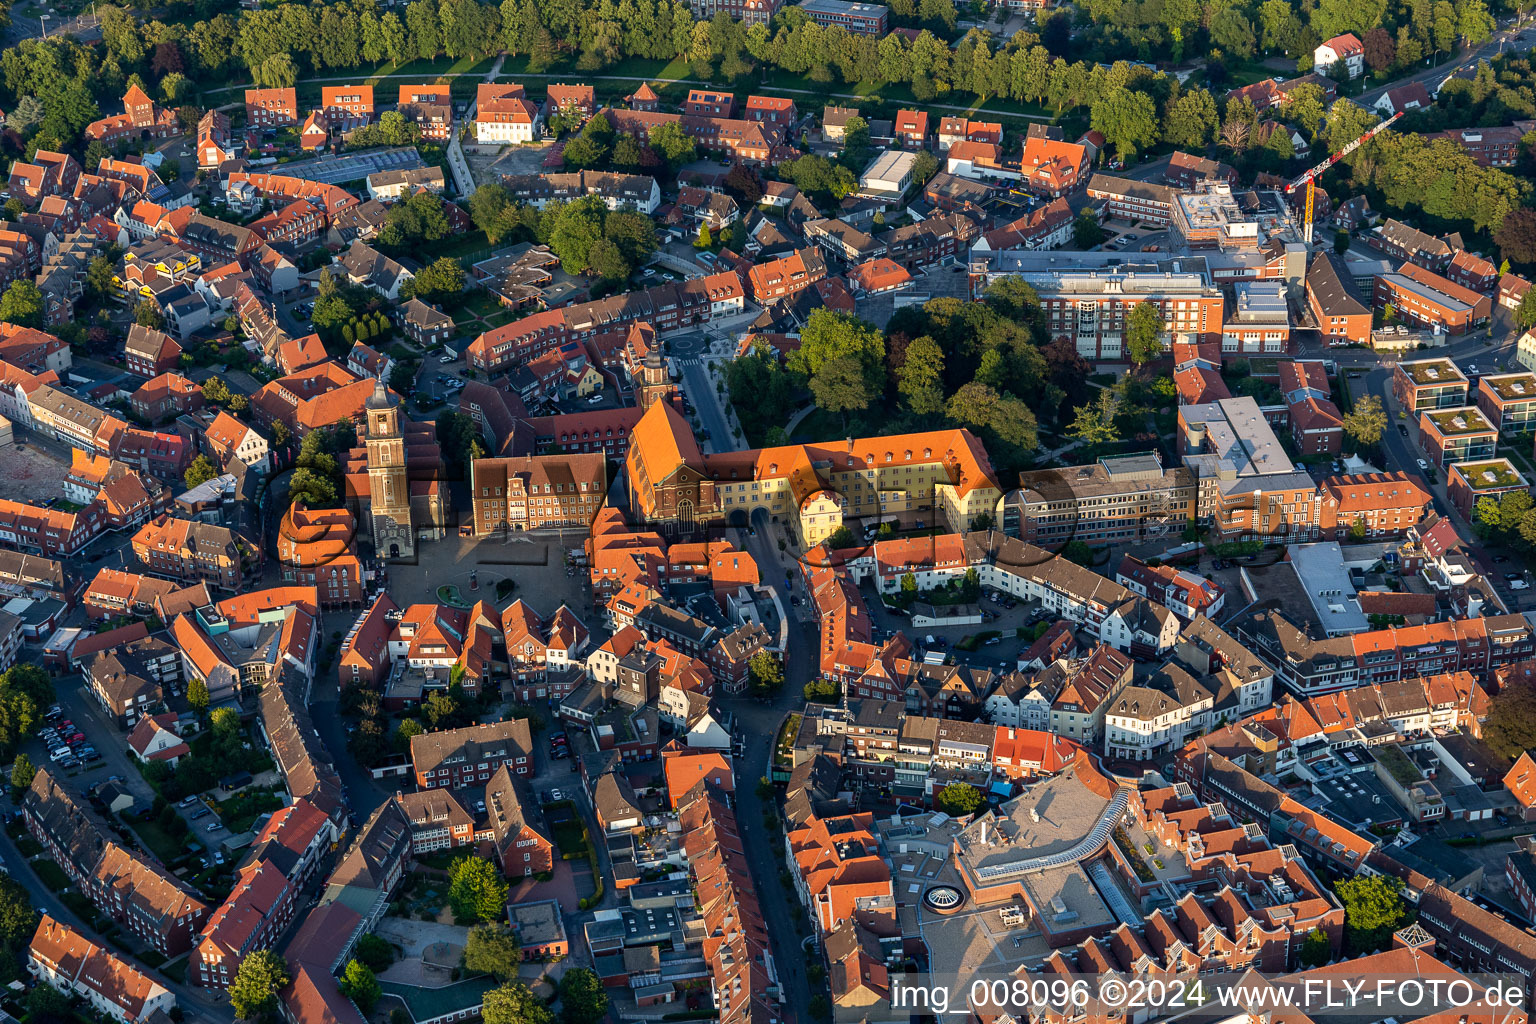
[244,88,299,128]
[1319,472,1432,539]
[1306,251,1372,346]
[746,247,827,303]
[410,719,535,790]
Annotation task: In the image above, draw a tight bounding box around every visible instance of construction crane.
[1286,110,1404,246]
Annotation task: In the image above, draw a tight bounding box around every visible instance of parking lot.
[858,581,1041,677]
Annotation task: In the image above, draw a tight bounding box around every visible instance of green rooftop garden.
[1454,459,1525,489]
[1375,745,1423,788]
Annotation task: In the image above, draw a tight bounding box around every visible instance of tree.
[25,985,70,1024]
[0,281,43,329]
[1496,207,1536,265]
[210,708,241,753]
[449,855,510,922]
[354,935,395,974]
[1066,390,1121,447]
[184,455,218,491]
[483,984,555,1024]
[1335,229,1351,255]
[694,223,713,249]
[229,950,290,1020]
[202,377,232,405]
[842,115,871,165]
[587,238,629,281]
[723,165,763,204]
[1362,26,1395,73]
[257,53,298,89]
[809,354,875,416]
[1342,394,1387,447]
[1090,88,1159,162]
[1125,301,1166,366]
[411,257,466,302]
[1210,9,1257,58]
[789,309,884,383]
[340,959,381,1013]
[1334,875,1407,954]
[1164,89,1219,149]
[7,97,44,137]
[1518,289,1536,330]
[464,924,522,979]
[559,968,609,1024]
[896,335,947,416]
[1349,517,1368,541]
[825,526,856,549]
[1484,673,1536,759]
[1298,927,1332,968]
[1073,211,1106,249]
[747,651,784,695]
[945,382,1038,452]
[648,120,696,167]
[936,782,983,816]
[9,753,33,792]
[187,677,210,717]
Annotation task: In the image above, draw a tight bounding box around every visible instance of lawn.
[217,788,285,834]
[539,808,585,856]
[436,585,473,608]
[32,859,69,892]
[129,817,192,867]
[453,291,506,319]
[421,230,494,259]
[160,958,188,985]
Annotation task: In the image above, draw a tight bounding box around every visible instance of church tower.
[636,352,672,412]
[364,381,414,559]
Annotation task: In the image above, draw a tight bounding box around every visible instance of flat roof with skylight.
[1449,459,1527,490]
[1480,372,1536,402]
[1422,406,1495,436]
[1398,359,1467,386]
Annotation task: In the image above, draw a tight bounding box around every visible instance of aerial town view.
[7,0,1536,1022]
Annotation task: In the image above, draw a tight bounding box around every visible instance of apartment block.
[1417,406,1497,468]
[1476,372,1536,434]
[1448,459,1529,519]
[1393,359,1469,412]
[410,719,535,789]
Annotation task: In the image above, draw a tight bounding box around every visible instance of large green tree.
[0,281,43,329]
[229,950,290,1020]
[484,983,555,1024]
[449,855,510,922]
[1125,301,1166,366]
[340,959,381,1012]
[1342,394,1388,448]
[558,968,609,1024]
[1090,88,1159,162]
[1334,876,1408,955]
[464,924,523,979]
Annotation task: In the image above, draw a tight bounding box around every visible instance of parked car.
[205,822,222,832]
[438,354,454,364]
[190,807,210,820]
